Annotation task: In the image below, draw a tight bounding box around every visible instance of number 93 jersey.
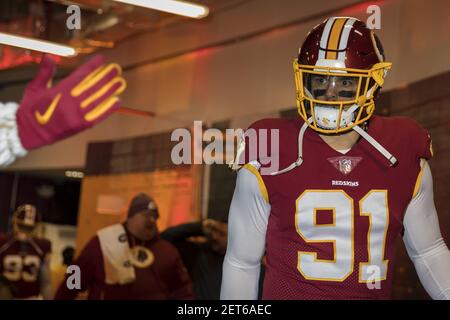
[0,234,51,299]
[242,115,432,299]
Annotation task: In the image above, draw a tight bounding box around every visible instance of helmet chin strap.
[271,107,397,176]
[270,118,312,176]
[351,124,397,166]
[347,104,398,166]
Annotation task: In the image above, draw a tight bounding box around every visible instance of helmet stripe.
[337,18,357,61]
[370,31,385,62]
[326,18,348,59]
[319,17,336,59]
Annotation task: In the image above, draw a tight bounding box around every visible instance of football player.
[0,204,53,299]
[221,17,450,299]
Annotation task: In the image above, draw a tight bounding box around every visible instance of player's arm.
[161,222,203,242]
[40,253,53,300]
[403,160,450,300]
[0,102,27,167]
[220,163,270,300]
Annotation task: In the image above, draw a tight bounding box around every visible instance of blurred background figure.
[162,218,265,299]
[0,204,53,299]
[161,219,227,299]
[55,193,193,300]
[51,246,74,294]
[61,246,75,266]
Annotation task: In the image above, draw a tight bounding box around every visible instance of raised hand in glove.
[18,54,126,149]
[0,54,126,166]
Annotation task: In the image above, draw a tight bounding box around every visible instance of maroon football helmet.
[12,204,40,238]
[294,17,392,133]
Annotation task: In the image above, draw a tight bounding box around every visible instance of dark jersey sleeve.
[160,222,203,242]
[402,117,433,161]
[415,125,433,161]
[241,118,280,165]
[238,118,301,176]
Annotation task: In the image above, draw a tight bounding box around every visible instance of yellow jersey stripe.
[243,163,269,203]
[412,158,427,199]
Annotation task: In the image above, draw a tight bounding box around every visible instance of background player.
[0,204,53,299]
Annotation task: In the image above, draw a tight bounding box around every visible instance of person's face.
[310,75,358,102]
[127,211,159,241]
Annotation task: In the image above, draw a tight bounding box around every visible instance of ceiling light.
[65,171,84,179]
[0,32,77,57]
[114,0,209,19]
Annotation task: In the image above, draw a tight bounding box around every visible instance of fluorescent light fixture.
[114,0,209,19]
[0,32,77,57]
[65,171,84,179]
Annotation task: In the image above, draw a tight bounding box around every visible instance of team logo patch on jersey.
[130,246,154,268]
[327,156,362,175]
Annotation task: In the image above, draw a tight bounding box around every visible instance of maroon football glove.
[16,54,126,150]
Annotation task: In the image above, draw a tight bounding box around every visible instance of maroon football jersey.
[243,115,432,299]
[0,233,51,299]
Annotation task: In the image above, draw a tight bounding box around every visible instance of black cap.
[127,193,159,219]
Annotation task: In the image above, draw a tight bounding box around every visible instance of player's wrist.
[0,102,28,166]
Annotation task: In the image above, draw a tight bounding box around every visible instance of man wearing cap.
[54,193,193,300]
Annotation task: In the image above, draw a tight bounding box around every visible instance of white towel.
[97,224,135,285]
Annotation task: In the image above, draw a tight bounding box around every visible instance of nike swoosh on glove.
[16,54,127,150]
